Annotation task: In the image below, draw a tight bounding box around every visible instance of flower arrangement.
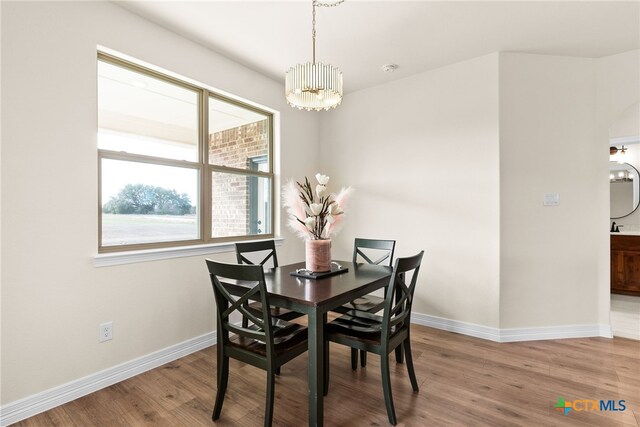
[283,173,352,240]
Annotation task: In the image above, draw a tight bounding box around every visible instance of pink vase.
[305,239,332,273]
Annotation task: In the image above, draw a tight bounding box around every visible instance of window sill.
[93,237,284,267]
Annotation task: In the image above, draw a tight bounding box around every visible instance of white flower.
[308,203,323,216]
[315,173,330,185]
[316,184,326,198]
[326,203,343,224]
[304,216,316,231]
[329,203,343,215]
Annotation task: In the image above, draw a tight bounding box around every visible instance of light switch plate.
[543,193,560,206]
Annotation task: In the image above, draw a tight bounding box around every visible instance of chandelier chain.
[312,1,316,63]
[311,0,344,64]
[315,0,345,7]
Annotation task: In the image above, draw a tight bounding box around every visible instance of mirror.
[610,161,640,218]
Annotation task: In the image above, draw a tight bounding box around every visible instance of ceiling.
[114,1,640,93]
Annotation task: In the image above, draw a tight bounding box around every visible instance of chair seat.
[246,301,304,322]
[326,310,401,346]
[229,319,308,357]
[333,295,385,314]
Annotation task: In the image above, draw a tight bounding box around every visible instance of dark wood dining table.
[218,260,392,427]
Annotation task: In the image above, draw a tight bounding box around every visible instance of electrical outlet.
[99,321,113,342]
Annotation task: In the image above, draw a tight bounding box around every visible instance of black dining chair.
[235,240,305,327]
[333,238,396,369]
[205,259,308,427]
[323,251,424,426]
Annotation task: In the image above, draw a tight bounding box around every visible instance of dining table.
[218,260,392,427]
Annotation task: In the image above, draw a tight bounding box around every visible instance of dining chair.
[235,240,305,327]
[323,251,424,426]
[205,259,308,427]
[333,238,396,369]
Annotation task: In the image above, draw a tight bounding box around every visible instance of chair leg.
[212,355,229,420]
[403,339,419,392]
[351,348,358,370]
[264,370,276,427]
[242,316,249,328]
[380,354,397,426]
[275,367,281,376]
[324,341,330,396]
[360,350,367,367]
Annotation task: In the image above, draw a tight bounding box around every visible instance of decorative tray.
[290,264,349,280]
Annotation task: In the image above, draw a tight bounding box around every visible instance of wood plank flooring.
[12,325,640,426]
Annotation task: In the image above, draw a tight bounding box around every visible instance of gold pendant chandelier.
[285,0,345,111]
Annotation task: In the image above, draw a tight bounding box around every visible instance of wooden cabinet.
[611,235,640,296]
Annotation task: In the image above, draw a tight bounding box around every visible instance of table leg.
[308,310,325,427]
[395,272,404,363]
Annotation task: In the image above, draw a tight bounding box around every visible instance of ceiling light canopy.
[285,0,345,111]
[381,64,399,73]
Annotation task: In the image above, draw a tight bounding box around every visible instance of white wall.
[498,50,638,329]
[320,54,501,328]
[597,50,640,328]
[0,0,4,401]
[0,1,319,404]
[609,102,639,139]
[597,51,640,141]
[499,53,600,328]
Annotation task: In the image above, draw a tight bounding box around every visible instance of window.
[97,53,273,252]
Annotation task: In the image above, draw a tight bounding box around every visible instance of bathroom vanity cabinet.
[611,234,640,296]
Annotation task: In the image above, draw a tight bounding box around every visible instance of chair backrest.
[205,259,275,356]
[235,240,279,268]
[353,238,396,267]
[381,251,424,342]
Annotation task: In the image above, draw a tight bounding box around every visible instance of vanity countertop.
[611,231,640,236]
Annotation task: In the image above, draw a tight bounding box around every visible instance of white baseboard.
[411,312,502,341]
[499,323,612,342]
[0,332,215,427]
[411,312,612,343]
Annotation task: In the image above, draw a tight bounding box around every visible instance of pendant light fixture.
[610,145,628,156]
[285,0,344,111]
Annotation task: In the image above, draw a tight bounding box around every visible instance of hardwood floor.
[13,325,640,426]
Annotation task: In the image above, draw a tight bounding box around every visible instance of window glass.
[101,159,199,246]
[208,97,270,170]
[98,60,199,162]
[211,171,272,238]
